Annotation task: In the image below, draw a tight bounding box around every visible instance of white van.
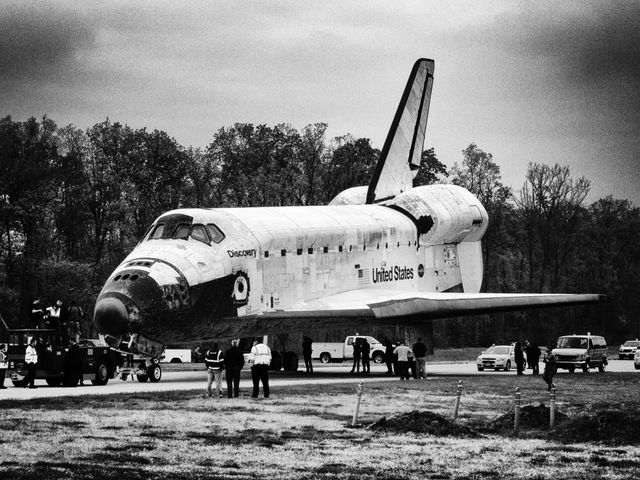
[553,334,607,373]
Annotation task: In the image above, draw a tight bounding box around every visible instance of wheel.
[136,373,148,382]
[494,367,501,371]
[11,379,26,387]
[169,358,182,363]
[372,352,384,364]
[598,363,605,372]
[568,366,575,373]
[46,377,62,387]
[91,359,110,385]
[269,351,282,371]
[147,363,162,383]
[477,367,484,371]
[635,364,639,370]
[282,351,298,372]
[504,361,511,372]
[319,353,332,364]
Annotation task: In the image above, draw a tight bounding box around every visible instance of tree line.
[0,115,638,347]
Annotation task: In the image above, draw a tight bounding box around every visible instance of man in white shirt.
[250,337,272,398]
[24,337,38,389]
[393,341,413,380]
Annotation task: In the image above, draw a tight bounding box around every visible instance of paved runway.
[0,359,636,400]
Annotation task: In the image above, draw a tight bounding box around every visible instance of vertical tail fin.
[366,59,435,204]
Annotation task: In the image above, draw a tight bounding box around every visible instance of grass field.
[0,372,639,479]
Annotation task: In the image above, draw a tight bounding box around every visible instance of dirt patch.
[368,410,478,437]
[490,403,568,432]
[551,409,640,445]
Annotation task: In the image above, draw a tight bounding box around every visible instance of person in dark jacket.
[350,337,362,373]
[383,338,394,374]
[63,339,83,387]
[302,336,313,373]
[542,346,557,390]
[412,338,428,379]
[224,339,245,398]
[525,342,541,375]
[360,338,371,374]
[514,341,525,375]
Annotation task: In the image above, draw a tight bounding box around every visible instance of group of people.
[513,340,557,390]
[349,337,372,374]
[31,298,84,342]
[204,337,271,399]
[378,338,428,380]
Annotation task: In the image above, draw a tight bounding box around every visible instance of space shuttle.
[93,59,604,363]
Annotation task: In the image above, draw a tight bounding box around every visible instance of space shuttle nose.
[94,297,129,336]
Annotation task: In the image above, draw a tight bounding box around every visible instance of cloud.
[0,2,96,83]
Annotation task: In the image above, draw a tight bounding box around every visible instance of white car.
[634,349,640,370]
[476,345,515,372]
[618,340,640,360]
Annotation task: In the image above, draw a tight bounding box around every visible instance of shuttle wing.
[262,290,606,322]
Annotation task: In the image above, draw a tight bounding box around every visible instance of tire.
[568,366,575,373]
[91,359,110,385]
[12,379,26,387]
[269,352,282,371]
[319,353,332,364]
[598,363,605,372]
[46,377,62,387]
[372,352,384,364]
[169,358,182,364]
[504,361,511,372]
[477,367,484,371]
[136,373,148,382]
[282,351,298,372]
[635,364,639,370]
[147,364,162,383]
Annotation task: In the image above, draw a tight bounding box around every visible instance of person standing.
[63,338,83,387]
[250,337,272,398]
[514,341,525,376]
[224,339,244,398]
[412,338,428,379]
[0,344,7,389]
[526,342,541,375]
[361,337,371,374]
[383,338,394,374]
[350,337,362,373]
[302,336,313,373]
[542,345,557,391]
[393,341,413,380]
[204,343,225,398]
[31,299,45,329]
[24,337,38,389]
[46,300,63,331]
[66,301,83,343]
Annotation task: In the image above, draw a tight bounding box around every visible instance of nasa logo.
[418,264,425,278]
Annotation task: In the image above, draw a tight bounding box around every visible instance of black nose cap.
[94,297,129,336]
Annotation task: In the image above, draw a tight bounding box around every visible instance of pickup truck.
[313,335,386,364]
[160,348,192,363]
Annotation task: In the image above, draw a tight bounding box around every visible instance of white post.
[514,387,521,436]
[351,382,364,427]
[453,380,463,420]
[550,386,556,428]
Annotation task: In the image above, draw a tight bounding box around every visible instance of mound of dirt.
[368,410,478,437]
[490,403,568,431]
[551,409,640,444]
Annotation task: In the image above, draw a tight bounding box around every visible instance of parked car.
[553,334,607,373]
[160,348,192,363]
[313,335,386,364]
[476,345,515,371]
[635,349,640,370]
[618,339,640,360]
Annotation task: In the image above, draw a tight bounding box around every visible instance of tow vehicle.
[0,315,121,387]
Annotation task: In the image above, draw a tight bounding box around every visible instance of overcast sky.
[2,1,639,205]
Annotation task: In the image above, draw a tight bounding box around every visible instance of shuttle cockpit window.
[206,224,225,244]
[149,224,165,240]
[190,224,210,244]
[172,224,191,240]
